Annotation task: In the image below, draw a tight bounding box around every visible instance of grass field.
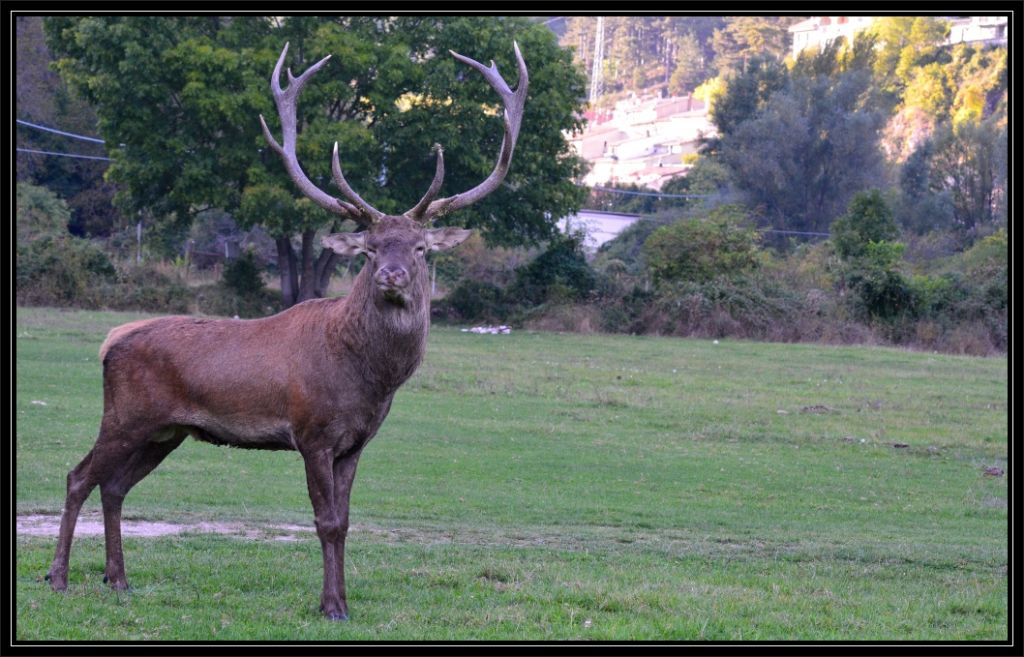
[14,306,1009,641]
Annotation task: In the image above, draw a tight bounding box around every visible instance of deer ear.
[425,227,473,252]
[322,232,367,256]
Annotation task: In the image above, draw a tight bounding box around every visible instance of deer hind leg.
[99,427,186,590]
[47,449,99,591]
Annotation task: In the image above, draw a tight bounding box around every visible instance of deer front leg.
[302,449,346,620]
[331,451,362,614]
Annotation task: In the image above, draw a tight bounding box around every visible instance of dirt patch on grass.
[16,512,594,552]
[17,513,314,542]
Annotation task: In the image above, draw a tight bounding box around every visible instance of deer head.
[260,41,528,307]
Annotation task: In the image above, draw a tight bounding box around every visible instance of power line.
[589,185,712,200]
[16,119,105,144]
[583,186,831,237]
[16,148,111,162]
[759,229,830,237]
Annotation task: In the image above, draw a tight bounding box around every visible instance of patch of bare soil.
[16,513,596,551]
[17,513,314,542]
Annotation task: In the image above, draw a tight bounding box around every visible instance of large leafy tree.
[16,16,117,237]
[44,16,587,306]
[715,39,886,236]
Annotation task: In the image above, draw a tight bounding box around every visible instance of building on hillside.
[789,15,1009,58]
[788,16,875,58]
[567,92,715,190]
[558,209,641,253]
[947,15,1008,47]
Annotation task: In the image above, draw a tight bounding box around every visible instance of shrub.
[440,280,510,323]
[643,204,760,284]
[830,190,901,260]
[508,232,596,306]
[194,283,280,319]
[17,183,71,243]
[600,286,655,334]
[222,251,265,298]
[842,240,917,322]
[102,264,191,313]
[17,235,117,307]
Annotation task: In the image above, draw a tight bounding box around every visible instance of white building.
[947,16,1008,47]
[788,16,875,58]
[789,15,1009,58]
[567,93,715,190]
[558,209,641,252]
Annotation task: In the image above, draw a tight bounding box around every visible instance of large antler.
[260,43,383,225]
[404,42,529,223]
[261,42,527,226]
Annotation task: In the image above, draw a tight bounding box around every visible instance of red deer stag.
[47,41,528,621]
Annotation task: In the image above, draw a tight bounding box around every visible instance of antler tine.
[260,42,376,225]
[408,42,529,222]
[404,144,446,221]
[332,143,383,222]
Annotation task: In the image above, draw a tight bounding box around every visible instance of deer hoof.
[320,603,349,621]
[104,575,130,591]
[47,572,68,591]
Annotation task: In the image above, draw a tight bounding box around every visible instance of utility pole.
[589,16,605,105]
[136,216,143,264]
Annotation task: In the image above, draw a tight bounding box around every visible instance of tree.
[16,17,119,238]
[709,56,786,140]
[717,42,886,235]
[710,17,796,77]
[929,117,1007,240]
[508,231,596,306]
[829,191,913,321]
[44,16,588,307]
[668,31,706,95]
[895,140,954,234]
[868,16,950,103]
[829,190,900,260]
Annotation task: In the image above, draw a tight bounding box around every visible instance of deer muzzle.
[374,264,410,291]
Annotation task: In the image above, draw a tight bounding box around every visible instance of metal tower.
[589,16,605,104]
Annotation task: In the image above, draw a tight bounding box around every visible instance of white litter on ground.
[461,325,511,335]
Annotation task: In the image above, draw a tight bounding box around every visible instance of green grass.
[15,306,1008,641]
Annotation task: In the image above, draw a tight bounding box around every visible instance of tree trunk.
[297,229,317,302]
[314,249,339,297]
[276,236,297,308]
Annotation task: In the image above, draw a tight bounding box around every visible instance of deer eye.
[415,244,426,254]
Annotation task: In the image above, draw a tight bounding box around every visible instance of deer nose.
[374,264,410,289]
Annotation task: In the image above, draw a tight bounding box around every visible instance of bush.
[507,233,596,306]
[648,274,808,339]
[222,251,265,298]
[843,241,916,322]
[17,183,71,243]
[101,264,191,313]
[599,286,655,334]
[643,204,761,284]
[17,235,117,307]
[194,283,280,319]
[440,280,511,323]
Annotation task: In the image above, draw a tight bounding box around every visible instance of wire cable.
[16,147,111,162]
[16,119,106,144]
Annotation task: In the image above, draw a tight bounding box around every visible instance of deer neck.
[328,265,430,388]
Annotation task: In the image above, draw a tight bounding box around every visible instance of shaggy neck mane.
[327,262,430,389]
